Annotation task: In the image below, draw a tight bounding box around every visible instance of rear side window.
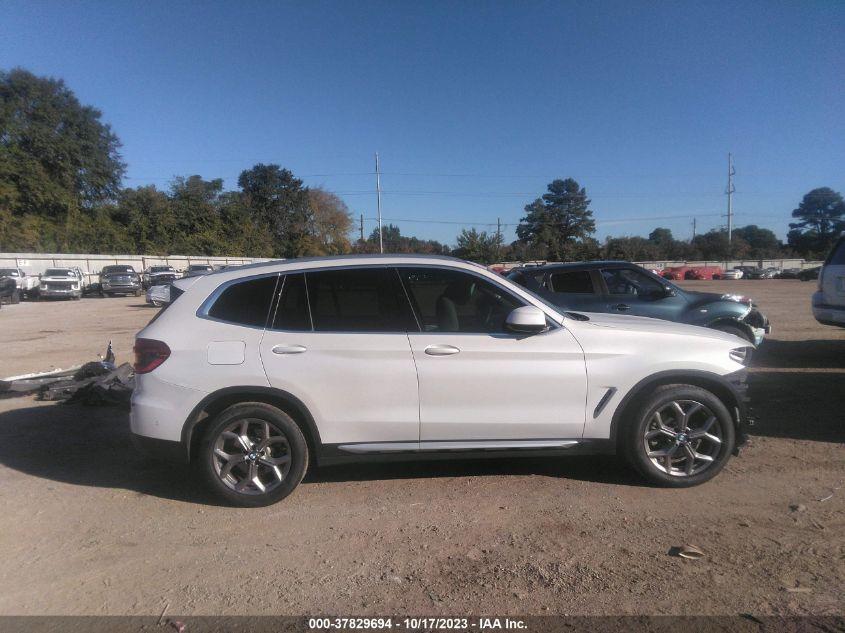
[826,238,845,266]
[549,271,594,294]
[305,268,415,332]
[271,273,311,331]
[207,275,279,328]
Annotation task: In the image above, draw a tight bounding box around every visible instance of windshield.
[44,269,74,276]
[0,269,19,277]
[150,266,175,272]
[102,266,135,274]
[189,265,212,271]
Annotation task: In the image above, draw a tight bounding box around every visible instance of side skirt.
[315,439,615,466]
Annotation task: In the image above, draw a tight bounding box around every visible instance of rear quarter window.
[207,275,280,328]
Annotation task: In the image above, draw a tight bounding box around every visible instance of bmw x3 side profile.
[131,255,754,507]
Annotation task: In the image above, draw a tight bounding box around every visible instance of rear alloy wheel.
[199,403,308,507]
[622,385,735,487]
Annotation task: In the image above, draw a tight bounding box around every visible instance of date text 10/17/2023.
[308,617,528,630]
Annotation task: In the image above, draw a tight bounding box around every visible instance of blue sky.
[2,1,843,245]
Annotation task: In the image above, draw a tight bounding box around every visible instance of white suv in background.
[131,255,754,507]
[812,236,845,327]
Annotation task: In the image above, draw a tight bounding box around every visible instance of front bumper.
[725,368,754,450]
[39,286,82,298]
[102,282,141,293]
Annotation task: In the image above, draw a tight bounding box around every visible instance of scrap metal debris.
[0,342,133,407]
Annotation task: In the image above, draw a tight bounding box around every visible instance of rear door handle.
[272,344,307,355]
[614,304,631,311]
[424,344,460,356]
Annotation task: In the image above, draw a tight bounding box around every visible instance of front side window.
[399,267,524,333]
[601,268,664,296]
[305,268,415,332]
[207,274,279,328]
[549,270,595,294]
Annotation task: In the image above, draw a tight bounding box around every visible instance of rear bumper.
[130,432,187,463]
[812,293,845,327]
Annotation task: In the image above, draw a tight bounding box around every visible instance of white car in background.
[131,255,754,507]
[812,236,845,327]
[38,267,85,300]
[0,267,40,299]
[720,268,743,280]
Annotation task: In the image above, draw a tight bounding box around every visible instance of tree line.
[2,68,843,263]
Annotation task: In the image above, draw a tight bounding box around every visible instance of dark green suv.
[508,261,770,345]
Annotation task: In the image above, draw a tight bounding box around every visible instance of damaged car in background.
[142,265,181,289]
[508,261,770,346]
[37,267,85,300]
[0,267,39,300]
[99,265,142,297]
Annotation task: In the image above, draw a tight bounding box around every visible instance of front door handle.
[272,344,307,355]
[614,304,631,311]
[424,344,460,356]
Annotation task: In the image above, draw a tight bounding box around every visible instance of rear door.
[259,267,420,446]
[545,269,607,312]
[822,237,845,307]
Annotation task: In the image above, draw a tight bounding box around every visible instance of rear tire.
[11,290,20,304]
[198,402,309,507]
[620,384,735,487]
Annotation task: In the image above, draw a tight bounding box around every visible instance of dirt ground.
[0,281,842,617]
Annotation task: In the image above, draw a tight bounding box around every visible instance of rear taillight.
[133,338,171,374]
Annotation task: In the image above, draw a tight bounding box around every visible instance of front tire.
[198,402,309,507]
[620,385,735,487]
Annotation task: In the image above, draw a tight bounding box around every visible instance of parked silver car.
[38,267,84,300]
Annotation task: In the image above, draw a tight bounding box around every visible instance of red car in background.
[685,266,723,280]
[662,266,691,280]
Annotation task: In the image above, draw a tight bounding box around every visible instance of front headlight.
[729,347,751,365]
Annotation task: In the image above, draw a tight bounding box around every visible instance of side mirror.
[663,285,676,297]
[505,306,548,334]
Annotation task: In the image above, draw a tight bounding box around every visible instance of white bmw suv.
[131,255,753,507]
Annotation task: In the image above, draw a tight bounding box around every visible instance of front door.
[398,267,587,441]
[599,266,687,320]
[259,268,420,446]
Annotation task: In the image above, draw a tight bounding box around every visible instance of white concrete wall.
[0,252,272,276]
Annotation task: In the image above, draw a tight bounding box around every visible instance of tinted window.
[44,269,75,277]
[827,238,845,266]
[399,267,524,333]
[601,268,664,296]
[102,266,135,274]
[305,268,414,332]
[271,273,311,331]
[549,271,595,294]
[207,275,279,327]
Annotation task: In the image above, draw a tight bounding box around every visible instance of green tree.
[516,178,596,261]
[169,175,225,254]
[237,164,311,258]
[604,236,659,261]
[305,188,353,255]
[454,227,502,264]
[690,229,750,260]
[732,225,781,258]
[0,68,125,228]
[787,187,845,258]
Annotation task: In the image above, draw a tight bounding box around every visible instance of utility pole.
[726,153,735,244]
[359,213,364,243]
[375,152,383,253]
[496,217,502,261]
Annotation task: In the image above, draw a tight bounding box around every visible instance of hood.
[572,311,748,346]
[41,275,78,281]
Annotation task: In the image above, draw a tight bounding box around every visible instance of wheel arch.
[705,316,754,342]
[609,370,746,448]
[181,386,323,464]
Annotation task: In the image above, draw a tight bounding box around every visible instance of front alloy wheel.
[622,384,735,487]
[643,400,723,477]
[199,402,308,506]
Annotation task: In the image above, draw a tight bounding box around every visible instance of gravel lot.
[0,281,842,616]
